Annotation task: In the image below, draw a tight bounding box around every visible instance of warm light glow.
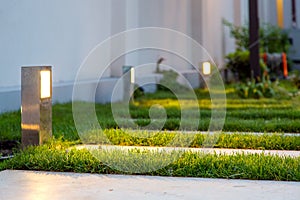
[21,123,40,131]
[202,62,211,75]
[130,67,135,84]
[277,0,284,28]
[40,70,51,98]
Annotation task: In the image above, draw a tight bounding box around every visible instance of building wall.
[0,0,111,88]
[4,0,295,113]
[123,0,194,74]
[297,0,300,29]
[0,0,112,112]
[259,0,278,26]
[201,0,236,68]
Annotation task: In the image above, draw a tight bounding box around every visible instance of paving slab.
[76,145,300,158]
[0,170,299,200]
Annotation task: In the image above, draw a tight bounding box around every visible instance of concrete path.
[77,145,300,158]
[0,170,299,200]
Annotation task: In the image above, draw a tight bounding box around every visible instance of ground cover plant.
[0,140,299,181]
[1,85,300,150]
[223,20,291,82]
[80,129,300,150]
[0,84,300,181]
[2,85,300,143]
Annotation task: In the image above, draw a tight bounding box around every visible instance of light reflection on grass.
[134,98,295,109]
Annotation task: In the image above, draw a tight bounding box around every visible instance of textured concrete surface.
[0,170,299,200]
[77,145,300,158]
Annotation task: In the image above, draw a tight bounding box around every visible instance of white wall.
[0,0,239,113]
[285,0,300,29]
[0,0,112,112]
[297,0,300,29]
[0,0,111,89]
[121,0,237,72]
[201,0,236,68]
[259,0,278,25]
[124,0,194,73]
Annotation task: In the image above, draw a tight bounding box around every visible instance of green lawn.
[1,140,299,181]
[1,85,300,142]
[1,84,300,181]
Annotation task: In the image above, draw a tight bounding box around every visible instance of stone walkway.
[0,170,299,200]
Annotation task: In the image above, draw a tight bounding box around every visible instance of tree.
[249,0,261,81]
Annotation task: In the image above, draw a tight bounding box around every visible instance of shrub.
[133,84,145,99]
[157,70,190,93]
[225,50,270,82]
[236,76,275,99]
[224,20,291,81]
[291,70,300,89]
[225,50,251,81]
[223,20,290,53]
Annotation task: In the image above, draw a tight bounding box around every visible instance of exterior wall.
[2,0,297,113]
[127,0,193,73]
[201,0,236,67]
[283,0,293,28]
[109,0,126,77]
[239,0,249,25]
[297,0,300,29]
[0,0,111,88]
[0,0,112,113]
[283,0,300,29]
[259,0,278,26]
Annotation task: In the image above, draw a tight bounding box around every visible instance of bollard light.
[21,66,52,147]
[202,62,211,75]
[122,66,135,102]
[130,67,135,84]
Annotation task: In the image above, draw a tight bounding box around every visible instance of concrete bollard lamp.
[21,66,52,147]
[122,66,135,102]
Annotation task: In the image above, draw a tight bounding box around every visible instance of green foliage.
[0,110,21,141]
[223,20,250,51]
[224,20,291,81]
[80,129,300,151]
[278,79,299,93]
[225,50,270,82]
[213,133,300,150]
[1,88,300,180]
[235,77,300,100]
[223,20,290,53]
[157,70,190,93]
[291,70,300,90]
[236,77,275,99]
[133,84,145,99]
[260,24,290,53]
[1,86,300,142]
[225,50,251,81]
[1,141,299,181]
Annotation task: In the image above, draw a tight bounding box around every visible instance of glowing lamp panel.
[130,68,135,84]
[40,70,51,99]
[203,62,211,75]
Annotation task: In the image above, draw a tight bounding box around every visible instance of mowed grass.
[1,86,300,142]
[79,129,300,150]
[1,140,299,181]
[1,85,300,181]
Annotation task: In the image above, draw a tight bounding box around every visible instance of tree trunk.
[249,0,261,81]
